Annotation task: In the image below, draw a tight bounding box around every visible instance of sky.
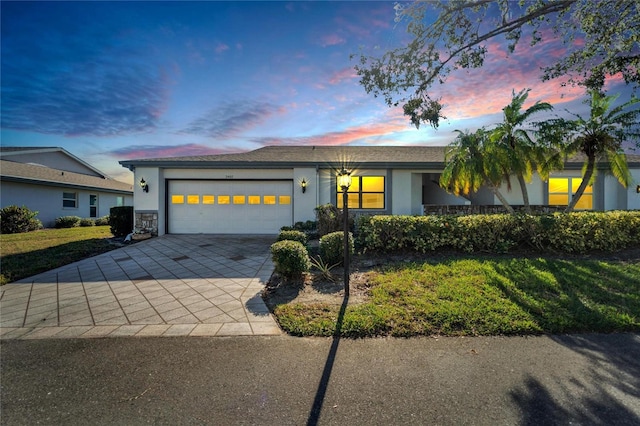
[1,1,634,184]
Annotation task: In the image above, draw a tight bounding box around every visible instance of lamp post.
[337,169,352,296]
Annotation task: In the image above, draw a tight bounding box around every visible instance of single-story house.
[1,147,133,227]
[118,145,640,236]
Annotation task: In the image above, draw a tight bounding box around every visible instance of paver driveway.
[0,235,281,339]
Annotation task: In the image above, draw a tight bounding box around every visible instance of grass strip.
[274,257,640,337]
[1,226,116,284]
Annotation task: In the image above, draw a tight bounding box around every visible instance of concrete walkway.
[0,235,281,339]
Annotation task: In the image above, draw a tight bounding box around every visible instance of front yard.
[264,252,640,337]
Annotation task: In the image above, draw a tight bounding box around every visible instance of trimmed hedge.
[319,231,354,265]
[357,211,640,254]
[277,230,308,245]
[55,216,81,228]
[271,240,311,279]
[0,205,42,234]
[109,206,133,237]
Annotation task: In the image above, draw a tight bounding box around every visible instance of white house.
[118,146,640,236]
[1,147,133,227]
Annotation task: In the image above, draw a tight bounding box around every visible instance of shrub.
[0,205,42,234]
[55,216,81,228]
[356,211,640,255]
[109,206,133,237]
[319,231,354,266]
[79,218,95,227]
[277,230,308,245]
[315,204,342,236]
[270,240,311,280]
[95,215,110,226]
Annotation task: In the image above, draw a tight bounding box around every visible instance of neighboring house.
[1,147,133,227]
[119,146,640,236]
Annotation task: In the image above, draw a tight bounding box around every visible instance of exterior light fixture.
[301,178,307,193]
[337,168,352,296]
[140,178,149,193]
[637,184,640,194]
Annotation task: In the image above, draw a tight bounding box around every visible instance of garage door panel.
[168,180,292,234]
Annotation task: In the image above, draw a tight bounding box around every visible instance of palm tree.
[561,90,639,212]
[440,128,515,213]
[490,89,555,212]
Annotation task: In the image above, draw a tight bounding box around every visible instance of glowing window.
[279,195,291,205]
[172,195,185,204]
[548,178,592,210]
[233,195,246,204]
[218,195,230,205]
[203,195,215,204]
[264,195,276,205]
[336,176,384,209]
[248,195,261,205]
[187,195,199,204]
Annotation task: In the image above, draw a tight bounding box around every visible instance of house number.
[225,175,234,179]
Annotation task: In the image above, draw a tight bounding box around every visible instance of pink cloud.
[329,67,357,85]
[215,42,229,54]
[319,34,346,47]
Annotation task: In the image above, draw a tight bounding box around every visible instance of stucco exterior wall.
[628,169,640,210]
[1,181,132,227]
[293,167,317,224]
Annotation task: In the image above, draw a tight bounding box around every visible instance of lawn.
[0,226,117,285]
[272,256,640,337]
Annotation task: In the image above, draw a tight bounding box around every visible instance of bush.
[315,204,342,236]
[55,216,81,228]
[79,218,95,227]
[95,215,110,226]
[271,240,311,280]
[319,231,354,266]
[109,206,133,237]
[0,205,42,234]
[356,211,640,255]
[277,230,308,245]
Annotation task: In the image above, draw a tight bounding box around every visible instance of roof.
[119,145,640,170]
[0,146,110,178]
[1,160,133,193]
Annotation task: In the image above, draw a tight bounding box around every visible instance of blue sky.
[1,1,632,184]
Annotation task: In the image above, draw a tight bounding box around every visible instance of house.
[118,146,640,236]
[1,147,133,227]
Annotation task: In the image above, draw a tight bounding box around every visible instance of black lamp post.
[337,169,352,296]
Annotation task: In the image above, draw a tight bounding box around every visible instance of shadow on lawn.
[306,294,349,426]
[486,258,640,333]
[511,333,640,425]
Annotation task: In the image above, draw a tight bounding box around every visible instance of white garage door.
[168,180,293,234]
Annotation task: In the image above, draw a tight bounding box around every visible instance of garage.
[168,180,293,234]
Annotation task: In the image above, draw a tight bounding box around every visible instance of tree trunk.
[489,184,515,214]
[565,156,595,213]
[517,173,531,213]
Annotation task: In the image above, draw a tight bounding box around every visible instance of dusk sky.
[1,1,633,184]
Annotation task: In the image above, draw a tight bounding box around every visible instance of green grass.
[0,226,117,285]
[274,257,640,337]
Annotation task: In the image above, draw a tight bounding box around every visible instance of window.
[264,195,276,205]
[337,176,385,209]
[187,195,200,204]
[203,195,215,204]
[548,177,593,210]
[218,195,230,205]
[233,195,246,204]
[279,195,291,205]
[248,195,261,205]
[63,192,77,208]
[89,194,98,218]
[171,195,185,204]
[116,196,124,207]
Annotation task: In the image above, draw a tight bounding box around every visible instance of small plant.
[319,231,354,266]
[0,205,42,234]
[270,240,311,280]
[277,229,308,245]
[95,215,110,226]
[79,218,95,227]
[310,255,339,281]
[55,216,81,228]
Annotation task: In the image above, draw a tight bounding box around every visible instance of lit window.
[63,192,77,208]
[218,195,230,205]
[187,195,199,204]
[171,195,185,204]
[336,176,385,209]
[116,196,124,207]
[264,195,276,205]
[203,195,214,204]
[233,195,246,204]
[248,195,261,205]
[548,177,592,209]
[279,195,291,205]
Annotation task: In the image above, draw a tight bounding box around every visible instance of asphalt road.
[1,334,639,425]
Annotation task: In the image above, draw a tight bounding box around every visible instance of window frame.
[548,177,593,210]
[336,175,385,210]
[62,191,77,209]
